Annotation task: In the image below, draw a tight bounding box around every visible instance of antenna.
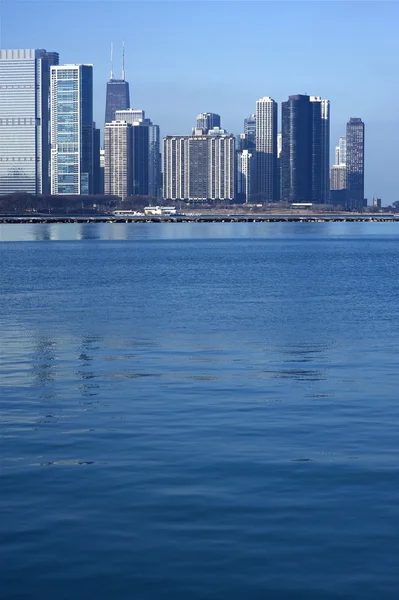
[122,41,125,81]
[110,42,114,80]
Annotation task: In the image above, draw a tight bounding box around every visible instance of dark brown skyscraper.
[104,43,130,124]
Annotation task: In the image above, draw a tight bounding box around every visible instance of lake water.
[1,222,399,599]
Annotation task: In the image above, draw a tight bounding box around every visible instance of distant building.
[163,129,235,203]
[196,113,221,133]
[244,114,256,149]
[236,149,254,204]
[255,97,277,202]
[104,43,130,124]
[330,164,347,190]
[104,120,132,200]
[346,118,365,210]
[0,48,58,196]
[310,96,330,203]
[115,109,151,196]
[50,64,94,195]
[373,197,382,208]
[93,124,102,194]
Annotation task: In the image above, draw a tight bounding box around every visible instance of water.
[1,222,399,599]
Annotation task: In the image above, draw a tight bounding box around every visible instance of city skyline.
[0,0,398,201]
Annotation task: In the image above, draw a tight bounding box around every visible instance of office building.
[93,124,102,194]
[281,94,330,204]
[0,48,58,196]
[104,120,132,200]
[255,97,277,202]
[244,114,256,149]
[346,118,365,210]
[310,96,330,203]
[196,113,221,133]
[50,64,93,195]
[115,108,150,196]
[148,123,161,198]
[330,164,347,191]
[163,128,235,202]
[104,43,130,124]
[236,149,254,204]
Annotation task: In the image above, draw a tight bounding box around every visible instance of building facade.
[236,149,254,204]
[281,94,330,204]
[104,120,132,200]
[50,64,93,195]
[244,114,256,149]
[255,97,277,202]
[346,118,365,209]
[163,130,235,203]
[0,48,58,196]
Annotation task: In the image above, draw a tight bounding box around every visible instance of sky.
[1,0,398,202]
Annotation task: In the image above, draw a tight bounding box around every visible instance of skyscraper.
[281,94,329,204]
[255,97,277,202]
[50,64,94,195]
[310,96,330,203]
[104,121,132,200]
[104,43,130,124]
[196,113,221,133]
[346,118,365,209]
[115,109,149,196]
[236,149,254,204]
[93,124,102,194]
[148,123,161,199]
[0,48,58,196]
[163,129,235,203]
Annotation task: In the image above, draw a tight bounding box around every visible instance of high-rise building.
[310,96,330,203]
[236,149,254,204]
[338,136,346,165]
[104,43,130,124]
[330,165,347,190]
[104,120,132,200]
[163,128,235,203]
[93,124,102,194]
[115,109,150,196]
[50,64,94,195]
[244,114,256,149]
[148,123,161,199]
[346,118,365,210]
[196,113,221,133]
[255,97,277,202]
[281,94,329,203]
[0,48,58,196]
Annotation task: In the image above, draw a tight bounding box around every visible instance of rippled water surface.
[1,222,399,599]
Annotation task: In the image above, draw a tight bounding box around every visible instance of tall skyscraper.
[0,48,58,196]
[104,121,132,200]
[346,118,365,209]
[281,94,329,203]
[255,97,277,202]
[104,43,130,124]
[148,123,161,199]
[338,136,346,165]
[163,128,235,203]
[93,124,102,194]
[196,113,221,133]
[50,64,94,195]
[310,96,330,203]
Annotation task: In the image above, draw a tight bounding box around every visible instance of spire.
[110,42,114,80]
[122,41,125,81]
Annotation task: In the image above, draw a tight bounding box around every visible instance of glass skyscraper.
[346,118,365,210]
[0,48,58,196]
[281,94,330,204]
[105,80,130,124]
[196,113,221,133]
[50,64,93,195]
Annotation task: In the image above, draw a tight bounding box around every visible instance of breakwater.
[1,214,399,224]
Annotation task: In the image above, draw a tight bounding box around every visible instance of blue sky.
[1,0,398,201]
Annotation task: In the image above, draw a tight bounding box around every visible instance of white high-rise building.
[50,64,93,195]
[330,164,347,190]
[163,129,235,202]
[104,121,132,200]
[237,149,254,204]
[310,96,330,203]
[0,48,58,196]
[255,97,277,202]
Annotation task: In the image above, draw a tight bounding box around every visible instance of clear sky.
[1,0,398,202]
